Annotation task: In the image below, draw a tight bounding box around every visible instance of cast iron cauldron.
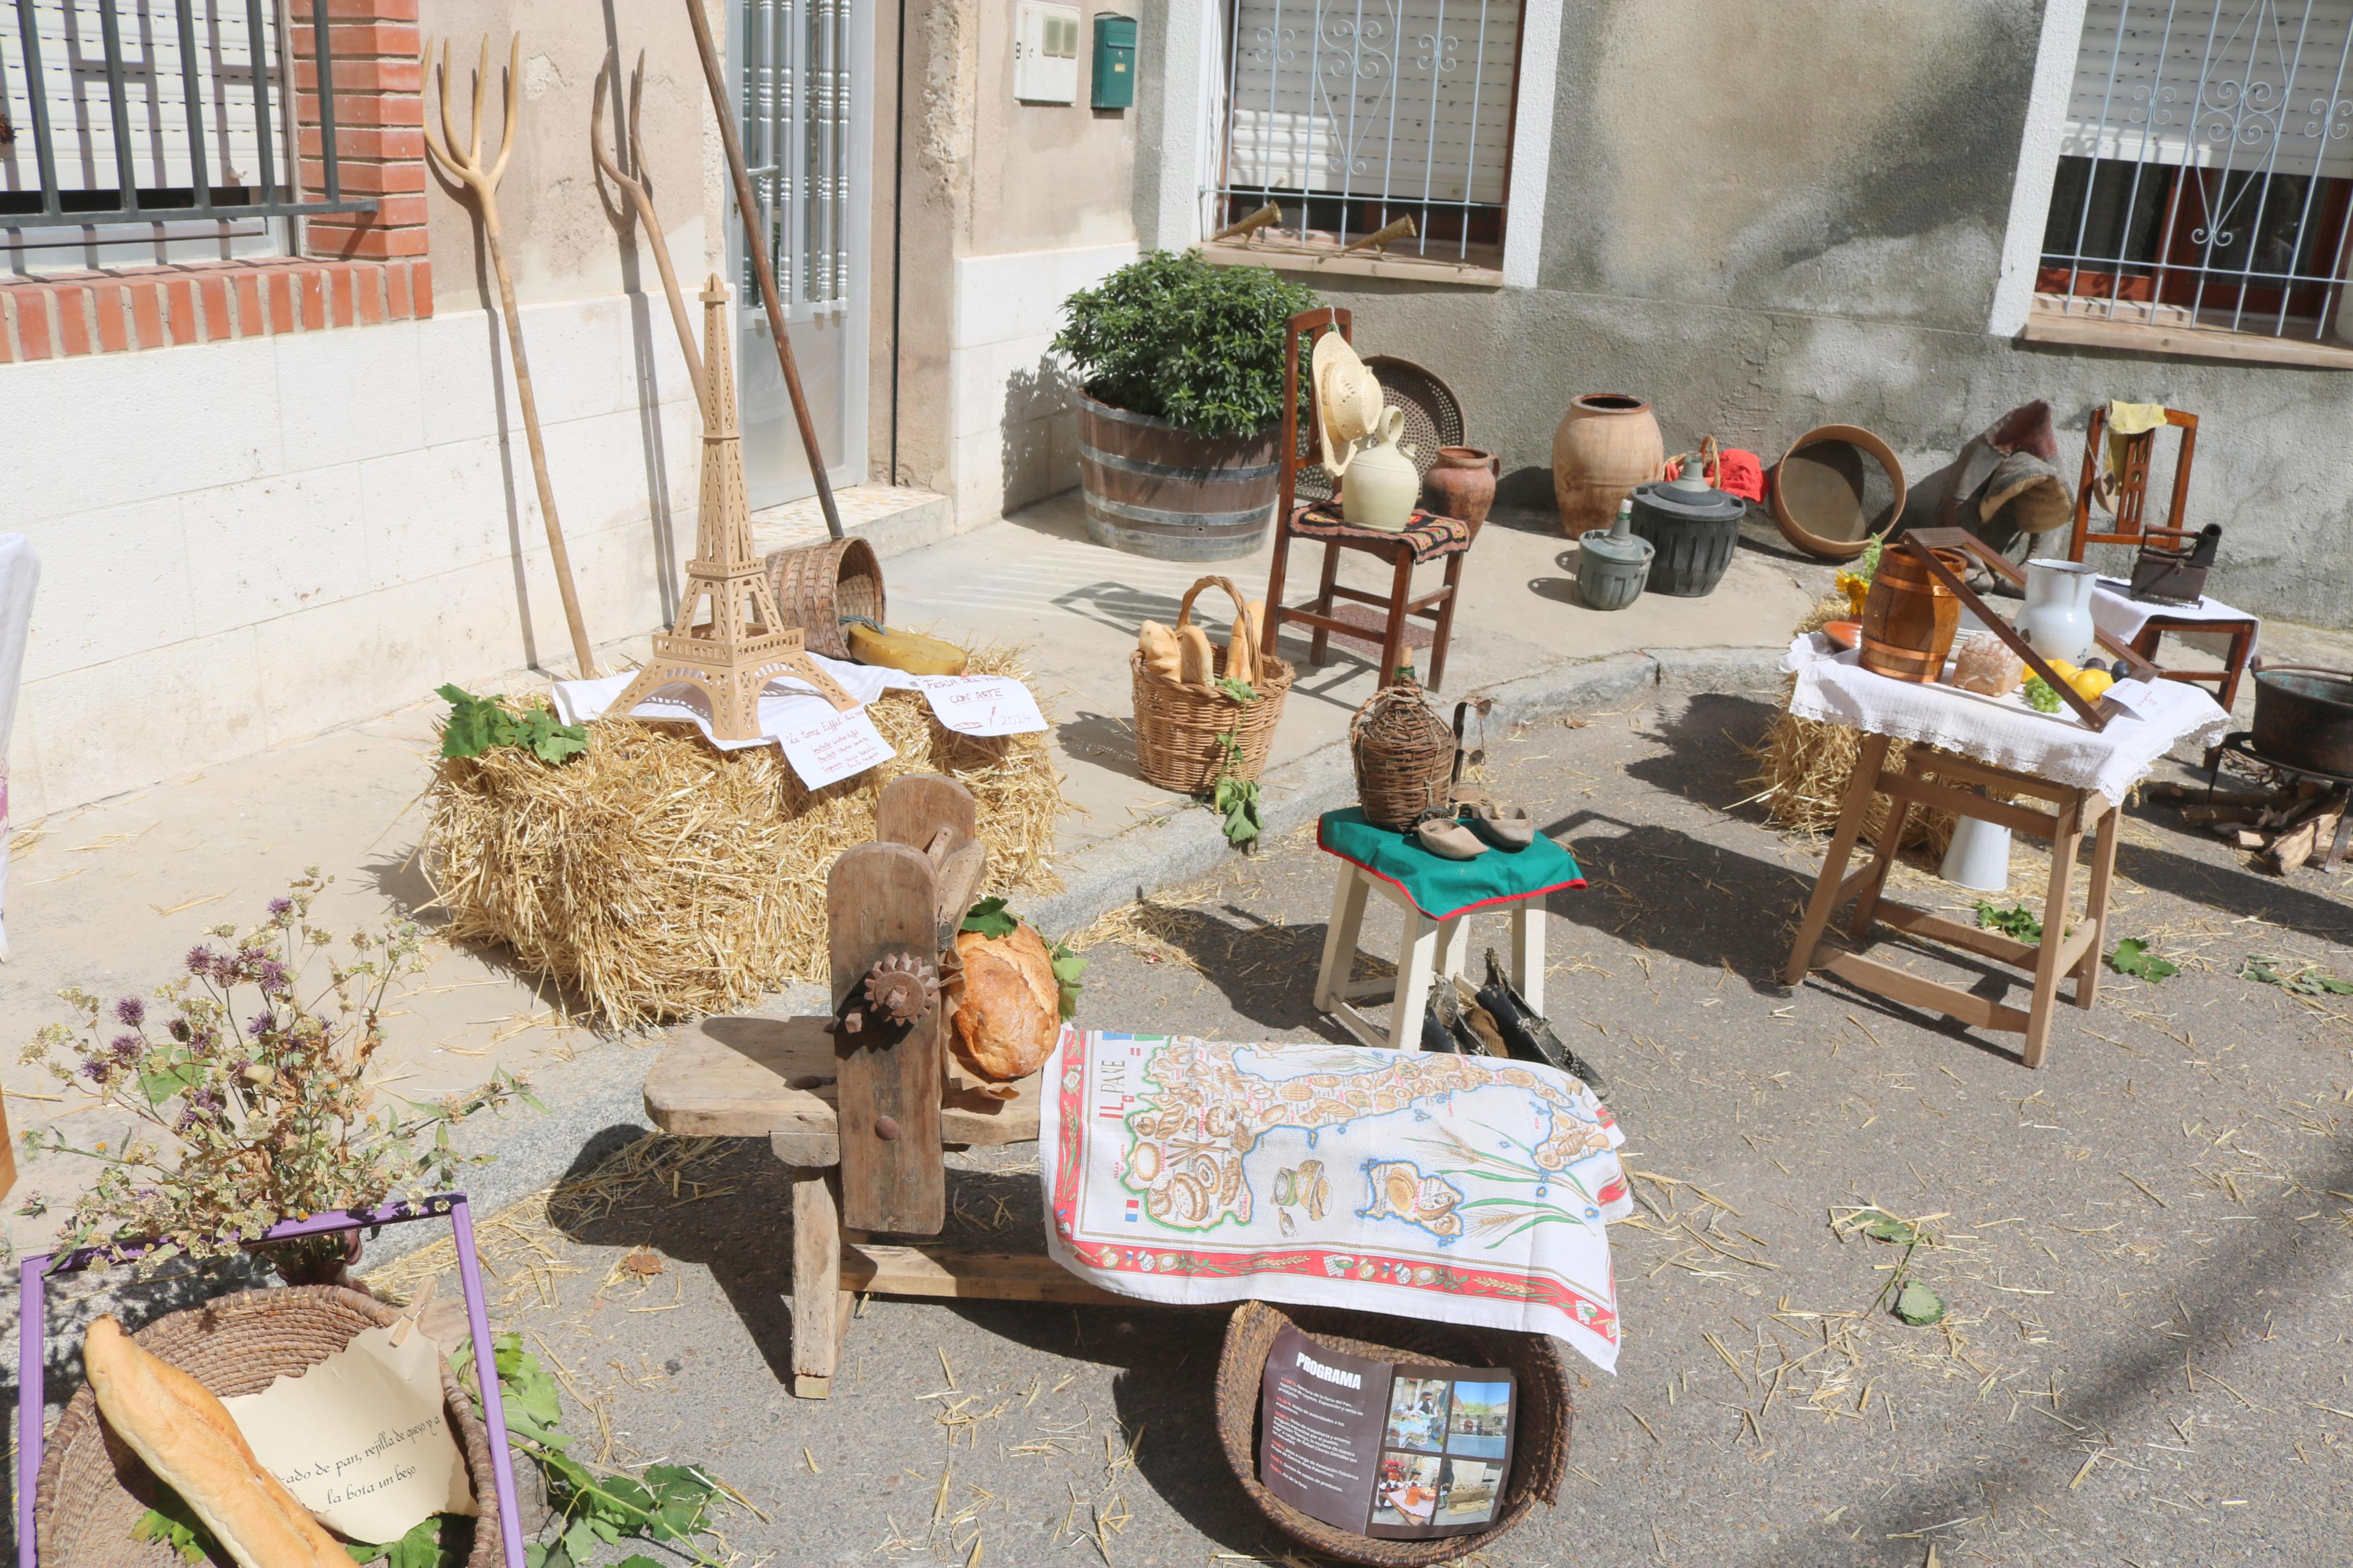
[2251,663,2353,776]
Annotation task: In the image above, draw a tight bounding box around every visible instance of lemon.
[2067,668,2114,702]
[2043,658,2079,683]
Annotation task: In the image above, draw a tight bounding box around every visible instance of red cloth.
[1714,448,1765,503]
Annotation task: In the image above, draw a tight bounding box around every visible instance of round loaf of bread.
[950,922,1061,1082]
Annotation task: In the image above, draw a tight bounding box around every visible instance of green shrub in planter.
[1053,250,1318,439]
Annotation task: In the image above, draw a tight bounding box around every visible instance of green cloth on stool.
[1317,806,1585,921]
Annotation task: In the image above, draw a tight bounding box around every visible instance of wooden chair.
[2066,404,2258,710]
[1258,305,1471,690]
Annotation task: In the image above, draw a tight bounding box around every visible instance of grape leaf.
[133,1499,213,1565]
[2106,938,2178,982]
[1049,941,1088,1021]
[1846,1207,1918,1245]
[1974,902,2043,943]
[961,897,1018,939]
[1894,1279,1947,1325]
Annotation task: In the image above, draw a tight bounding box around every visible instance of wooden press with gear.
[641,774,1120,1397]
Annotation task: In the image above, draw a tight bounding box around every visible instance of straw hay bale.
[421,649,1064,1031]
[1747,592,1956,856]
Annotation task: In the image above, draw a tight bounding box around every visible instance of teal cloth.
[1317,806,1585,921]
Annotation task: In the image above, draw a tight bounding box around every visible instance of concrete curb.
[368,642,1789,1266]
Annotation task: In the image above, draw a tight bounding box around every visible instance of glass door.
[732,0,869,508]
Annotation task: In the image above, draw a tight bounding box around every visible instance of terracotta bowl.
[1822,620,1862,650]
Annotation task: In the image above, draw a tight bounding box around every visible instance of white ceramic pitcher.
[1341,405,1421,531]
[2017,558,2098,666]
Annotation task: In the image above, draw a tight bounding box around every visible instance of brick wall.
[0,0,431,363]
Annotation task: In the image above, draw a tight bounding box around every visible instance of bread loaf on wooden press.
[83,1315,349,1568]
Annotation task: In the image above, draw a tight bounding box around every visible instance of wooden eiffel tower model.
[608,276,856,738]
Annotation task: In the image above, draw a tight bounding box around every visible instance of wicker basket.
[1350,680,1456,829]
[36,1287,505,1568]
[1133,575,1294,795]
[767,535,885,660]
[1216,1300,1570,1567]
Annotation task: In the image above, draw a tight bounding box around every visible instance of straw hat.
[1311,329,1386,478]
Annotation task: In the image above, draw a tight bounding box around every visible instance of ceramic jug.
[1422,446,1499,535]
[1342,406,1420,531]
[2017,558,2098,666]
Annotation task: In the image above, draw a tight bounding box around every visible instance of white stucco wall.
[1,297,697,819]
[946,240,1138,524]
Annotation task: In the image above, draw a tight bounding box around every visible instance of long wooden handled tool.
[683,0,846,541]
[423,35,599,678]
[592,50,702,399]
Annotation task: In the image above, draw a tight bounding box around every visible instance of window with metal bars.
[1211,0,1522,267]
[1,1,374,274]
[2038,0,2353,343]
[739,0,850,315]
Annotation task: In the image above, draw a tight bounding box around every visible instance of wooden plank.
[2024,795,2085,1069]
[875,774,977,856]
[841,1243,1136,1306]
[644,1014,1042,1145]
[1908,750,2075,807]
[1784,735,1890,984]
[2075,805,2120,1010]
[1871,900,2038,969]
[790,1168,844,1395]
[934,840,988,948]
[832,841,947,1235]
[1876,771,2054,838]
[2022,305,2353,371]
[1819,950,2031,1034]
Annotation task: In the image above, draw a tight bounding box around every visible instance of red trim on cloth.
[1317,819,1586,921]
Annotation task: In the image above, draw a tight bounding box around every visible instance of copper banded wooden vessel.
[1859,546,1968,682]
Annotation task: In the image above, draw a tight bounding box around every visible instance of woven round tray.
[36,1286,504,1568]
[767,535,885,659]
[1216,1300,1570,1567]
[1133,576,1294,795]
[1294,356,1465,508]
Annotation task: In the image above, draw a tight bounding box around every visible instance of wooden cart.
[642,775,1122,1397]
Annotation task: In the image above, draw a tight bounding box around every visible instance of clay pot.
[1422,446,1500,535]
[1552,394,1664,536]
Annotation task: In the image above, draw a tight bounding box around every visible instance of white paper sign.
[776,703,897,787]
[222,1323,476,1542]
[910,674,1048,737]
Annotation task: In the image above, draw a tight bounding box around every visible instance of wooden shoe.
[1412,809,1487,860]
[1461,801,1535,849]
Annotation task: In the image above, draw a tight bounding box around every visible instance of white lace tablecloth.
[1783,634,2228,806]
[2090,577,2259,661]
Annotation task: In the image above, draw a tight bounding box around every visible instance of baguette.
[1224,609,1256,688]
[1137,621,1181,682]
[1175,624,1215,689]
[84,1316,348,1568]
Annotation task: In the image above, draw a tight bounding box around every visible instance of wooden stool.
[1314,858,1545,1051]
[2126,613,2260,713]
[1784,736,2118,1069]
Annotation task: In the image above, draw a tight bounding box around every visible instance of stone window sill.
[2022,297,2353,369]
[1196,239,1504,290]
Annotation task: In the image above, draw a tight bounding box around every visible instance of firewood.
[2266,793,2348,876]
[2257,794,2324,831]
[2151,783,2274,806]
[2181,803,2265,824]
[2226,827,2269,849]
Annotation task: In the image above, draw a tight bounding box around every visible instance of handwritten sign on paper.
[222,1323,475,1542]
[776,703,897,788]
[910,674,1048,737]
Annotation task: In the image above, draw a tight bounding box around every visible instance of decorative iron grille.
[2040,0,2353,340]
[1212,0,1522,261]
[741,0,850,314]
[1,0,374,241]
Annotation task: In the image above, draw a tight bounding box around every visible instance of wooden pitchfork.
[422,34,598,680]
[592,49,701,401]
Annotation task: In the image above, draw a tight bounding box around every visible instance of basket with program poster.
[1215,1300,1570,1567]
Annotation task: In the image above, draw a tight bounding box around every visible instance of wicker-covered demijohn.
[1216,1299,1570,1567]
[35,1286,503,1568]
[1133,575,1294,795]
[767,535,884,660]
[1349,679,1456,829]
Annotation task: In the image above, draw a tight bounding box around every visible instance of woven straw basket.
[1133,576,1294,795]
[767,535,885,660]
[36,1286,505,1568]
[1215,1300,1570,1567]
[1349,680,1456,830]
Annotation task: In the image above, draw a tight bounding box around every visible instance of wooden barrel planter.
[1860,546,1969,682]
[1076,390,1280,561]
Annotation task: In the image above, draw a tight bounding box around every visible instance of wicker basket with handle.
[36,1286,506,1568]
[1133,575,1294,795]
[1215,1299,1570,1567]
[766,535,885,660]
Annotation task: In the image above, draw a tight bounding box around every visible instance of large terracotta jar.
[1551,393,1664,536]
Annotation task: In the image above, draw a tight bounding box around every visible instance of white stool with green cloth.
[1313,807,1586,1051]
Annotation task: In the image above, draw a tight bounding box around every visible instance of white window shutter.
[2065,0,2353,180]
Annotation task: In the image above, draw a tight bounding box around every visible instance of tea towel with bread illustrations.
[1782,634,2228,805]
[1041,1028,1633,1372]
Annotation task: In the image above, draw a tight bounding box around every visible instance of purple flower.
[110,1033,144,1064]
[80,1060,111,1084]
[113,997,145,1027]
[257,961,290,996]
[268,897,293,919]
[185,945,217,976]
[247,1011,276,1039]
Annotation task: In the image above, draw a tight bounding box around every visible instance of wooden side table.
[1784,735,2119,1069]
[1313,858,1546,1051]
[2129,614,2260,713]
